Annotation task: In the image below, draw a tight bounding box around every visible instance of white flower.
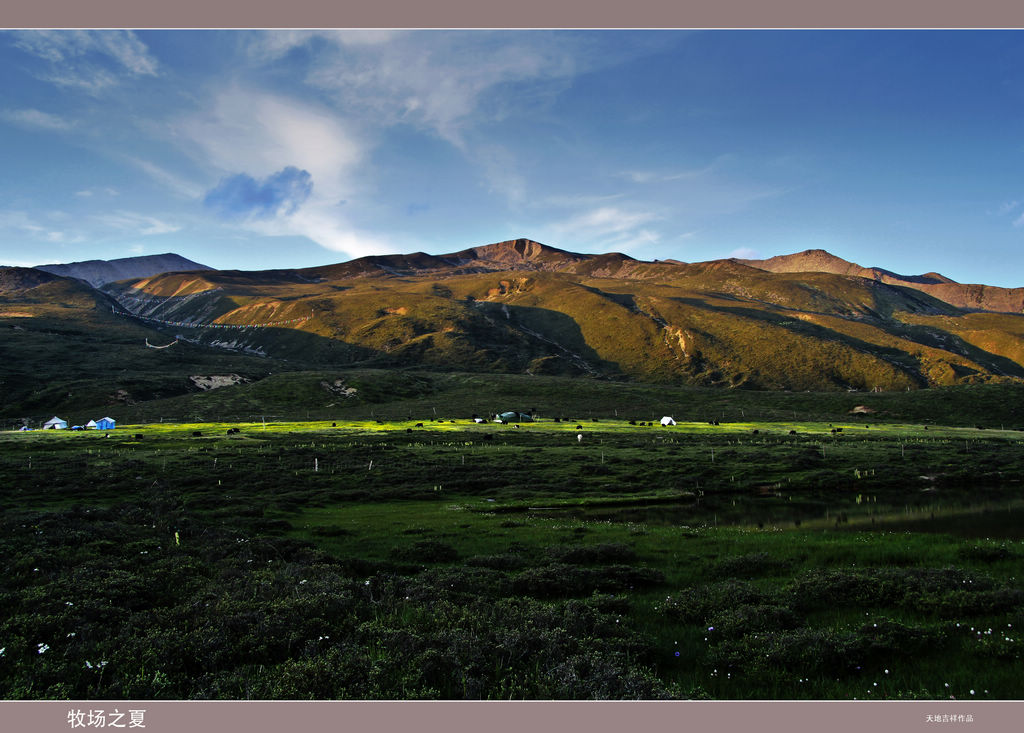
[37,643,49,654]
[0,647,5,656]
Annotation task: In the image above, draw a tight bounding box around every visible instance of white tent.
[43,416,67,430]
[85,420,97,429]
[660,416,676,426]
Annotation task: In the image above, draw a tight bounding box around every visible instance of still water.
[526,495,1024,540]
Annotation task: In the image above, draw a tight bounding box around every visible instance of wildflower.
[0,647,5,656]
[37,643,49,654]
[674,652,680,657]
[299,580,307,585]
[970,690,975,695]
[884,669,889,674]
[85,661,93,669]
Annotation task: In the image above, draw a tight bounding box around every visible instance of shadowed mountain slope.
[35,253,212,288]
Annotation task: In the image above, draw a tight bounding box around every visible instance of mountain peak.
[36,253,212,288]
[461,238,579,264]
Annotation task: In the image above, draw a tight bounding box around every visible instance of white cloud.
[557,206,661,236]
[0,108,74,131]
[247,29,402,61]
[246,206,395,257]
[171,87,400,258]
[178,88,362,198]
[0,256,45,267]
[11,30,159,94]
[729,247,762,259]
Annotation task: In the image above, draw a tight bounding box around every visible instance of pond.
[524,494,1024,540]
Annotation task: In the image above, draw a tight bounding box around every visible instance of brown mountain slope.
[738,249,1024,313]
[98,241,1024,390]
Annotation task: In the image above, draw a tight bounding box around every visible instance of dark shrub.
[465,553,528,571]
[958,545,1016,563]
[857,617,947,661]
[709,552,792,579]
[390,540,460,563]
[706,604,802,639]
[546,542,637,565]
[660,580,773,623]
[709,627,863,677]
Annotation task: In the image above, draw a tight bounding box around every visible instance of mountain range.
[4,239,1024,414]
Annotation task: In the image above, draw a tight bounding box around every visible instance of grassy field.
[1,415,1023,699]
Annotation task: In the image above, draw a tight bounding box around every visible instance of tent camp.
[43,416,67,430]
[495,411,534,423]
[95,417,116,430]
[660,416,676,426]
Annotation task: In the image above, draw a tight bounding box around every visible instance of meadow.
[1,409,1023,699]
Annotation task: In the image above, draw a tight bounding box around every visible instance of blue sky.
[2,29,1024,286]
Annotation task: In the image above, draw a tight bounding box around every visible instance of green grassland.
[2,414,1023,699]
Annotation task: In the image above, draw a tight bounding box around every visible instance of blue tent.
[96,417,116,430]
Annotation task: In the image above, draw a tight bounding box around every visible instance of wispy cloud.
[74,187,118,198]
[94,211,181,236]
[291,32,579,147]
[0,108,74,131]
[124,157,204,199]
[729,247,762,259]
[0,209,83,244]
[9,30,159,94]
[547,205,663,252]
[619,155,735,185]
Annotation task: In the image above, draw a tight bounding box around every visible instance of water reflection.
[526,496,1024,540]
